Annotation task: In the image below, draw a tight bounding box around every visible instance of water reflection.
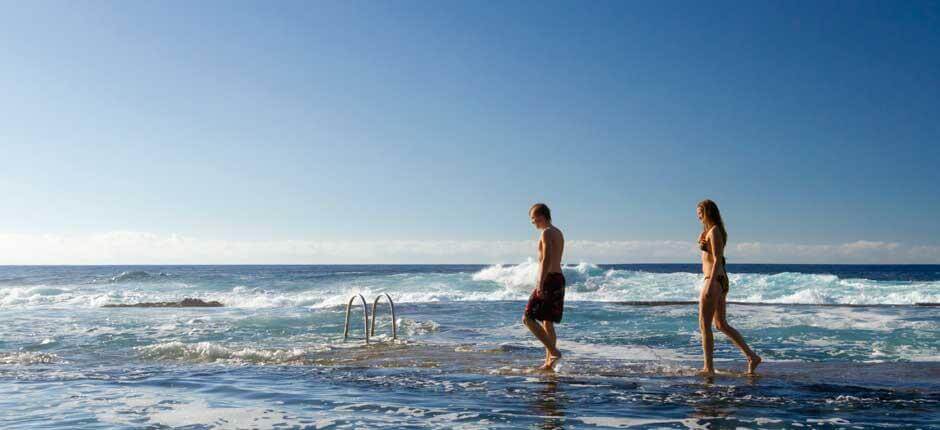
[532,377,566,430]
[686,376,753,427]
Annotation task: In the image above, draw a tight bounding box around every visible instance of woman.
[696,199,761,376]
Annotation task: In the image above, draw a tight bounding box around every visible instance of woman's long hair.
[698,199,727,244]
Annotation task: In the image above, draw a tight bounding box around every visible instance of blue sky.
[1,1,938,263]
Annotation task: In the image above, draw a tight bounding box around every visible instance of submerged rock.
[103,298,223,308]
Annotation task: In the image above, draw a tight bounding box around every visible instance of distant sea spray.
[1,263,938,309]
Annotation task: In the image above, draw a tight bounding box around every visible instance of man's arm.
[537,229,552,292]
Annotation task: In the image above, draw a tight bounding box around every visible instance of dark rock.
[103,298,224,308]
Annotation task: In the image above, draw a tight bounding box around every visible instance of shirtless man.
[522,203,566,371]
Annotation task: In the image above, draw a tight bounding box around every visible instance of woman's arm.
[706,228,724,282]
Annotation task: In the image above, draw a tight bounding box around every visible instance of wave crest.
[136,341,312,364]
[0,352,63,365]
[106,271,170,283]
[471,259,603,290]
[2,264,938,309]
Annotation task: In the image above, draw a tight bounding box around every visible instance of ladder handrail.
[343,294,370,344]
[369,293,397,339]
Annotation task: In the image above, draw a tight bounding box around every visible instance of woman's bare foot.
[747,354,762,375]
[697,368,715,377]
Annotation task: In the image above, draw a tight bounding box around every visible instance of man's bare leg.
[523,316,556,370]
[541,322,553,366]
[541,321,561,370]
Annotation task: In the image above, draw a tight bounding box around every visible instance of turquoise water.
[1,264,938,429]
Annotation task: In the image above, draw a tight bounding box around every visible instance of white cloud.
[0,232,937,264]
[730,240,940,264]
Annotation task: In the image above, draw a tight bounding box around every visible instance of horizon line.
[1,262,939,267]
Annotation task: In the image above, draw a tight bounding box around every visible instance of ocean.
[1,263,938,429]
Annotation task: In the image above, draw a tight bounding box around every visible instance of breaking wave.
[1,262,938,309]
[104,271,170,283]
[136,341,313,365]
[471,260,940,306]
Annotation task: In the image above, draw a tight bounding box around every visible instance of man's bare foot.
[697,368,715,377]
[747,354,762,375]
[543,350,562,371]
[536,348,553,369]
[536,357,550,370]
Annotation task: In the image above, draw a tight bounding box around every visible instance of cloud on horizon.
[0,232,938,265]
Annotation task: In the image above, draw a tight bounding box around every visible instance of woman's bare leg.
[699,281,719,375]
[713,286,761,374]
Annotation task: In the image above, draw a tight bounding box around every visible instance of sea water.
[1,263,938,429]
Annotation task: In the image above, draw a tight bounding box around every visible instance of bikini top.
[699,227,727,264]
[698,238,710,252]
[698,226,716,253]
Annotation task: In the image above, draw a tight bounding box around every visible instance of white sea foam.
[578,417,705,428]
[0,351,63,365]
[398,318,440,336]
[145,398,294,429]
[1,263,938,309]
[472,259,603,290]
[471,263,940,305]
[89,388,318,429]
[562,341,696,362]
[136,341,314,364]
[0,286,72,306]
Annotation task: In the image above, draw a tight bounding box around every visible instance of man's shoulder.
[543,226,564,239]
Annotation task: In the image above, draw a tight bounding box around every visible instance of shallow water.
[1,264,938,429]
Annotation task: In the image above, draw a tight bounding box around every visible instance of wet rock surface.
[103,298,223,308]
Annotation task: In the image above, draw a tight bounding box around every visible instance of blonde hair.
[697,199,727,244]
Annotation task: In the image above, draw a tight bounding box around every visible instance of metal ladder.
[343,293,397,343]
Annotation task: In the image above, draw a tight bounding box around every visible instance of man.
[522,203,566,371]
